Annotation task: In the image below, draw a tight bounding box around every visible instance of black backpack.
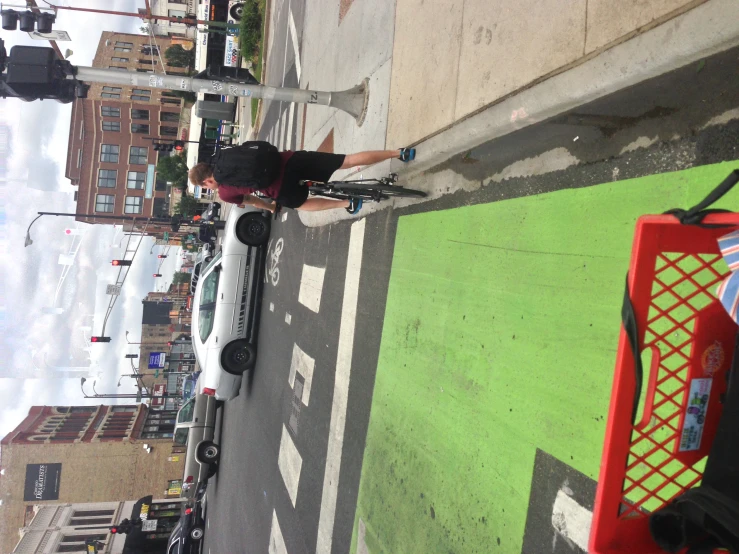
[212,141,282,190]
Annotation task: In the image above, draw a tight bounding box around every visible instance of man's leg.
[340,150,401,169]
[296,198,350,211]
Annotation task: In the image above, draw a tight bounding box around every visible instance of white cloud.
[0,1,183,439]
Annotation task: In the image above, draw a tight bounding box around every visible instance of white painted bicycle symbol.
[265,237,284,286]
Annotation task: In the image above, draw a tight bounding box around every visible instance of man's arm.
[239,194,276,213]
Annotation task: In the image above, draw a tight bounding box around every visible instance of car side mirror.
[212,264,221,273]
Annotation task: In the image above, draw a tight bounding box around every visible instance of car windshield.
[176,399,195,423]
[173,427,189,446]
[202,251,222,275]
[197,268,220,342]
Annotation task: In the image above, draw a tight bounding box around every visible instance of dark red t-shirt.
[216,151,294,204]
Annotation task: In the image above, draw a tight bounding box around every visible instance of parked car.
[166,483,207,554]
[189,249,214,296]
[174,388,219,495]
[191,206,271,400]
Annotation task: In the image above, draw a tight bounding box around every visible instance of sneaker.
[399,147,416,162]
[346,198,363,215]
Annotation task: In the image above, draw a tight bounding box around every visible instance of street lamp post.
[81,378,175,400]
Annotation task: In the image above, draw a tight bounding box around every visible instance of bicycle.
[271,173,427,217]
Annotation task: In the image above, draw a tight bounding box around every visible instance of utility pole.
[0,39,369,123]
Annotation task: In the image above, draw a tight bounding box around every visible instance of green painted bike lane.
[350,162,739,554]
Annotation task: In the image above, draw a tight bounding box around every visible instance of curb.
[398,0,739,180]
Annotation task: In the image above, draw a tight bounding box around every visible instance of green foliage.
[171,271,192,285]
[156,154,189,188]
[174,195,200,217]
[169,89,197,104]
[164,45,195,68]
[239,0,263,59]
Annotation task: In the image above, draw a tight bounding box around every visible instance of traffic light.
[153,273,162,277]
[91,336,112,343]
[174,140,185,151]
[153,142,174,152]
[167,341,173,347]
[112,259,132,266]
[157,254,167,258]
[1,9,56,34]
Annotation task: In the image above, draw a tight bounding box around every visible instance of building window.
[131,123,149,134]
[168,9,186,17]
[101,106,120,117]
[112,406,137,413]
[131,95,150,102]
[102,120,120,132]
[129,146,148,165]
[101,92,120,99]
[71,407,95,413]
[98,169,117,188]
[136,68,154,73]
[102,86,120,93]
[114,46,131,52]
[161,98,180,105]
[108,65,126,71]
[95,194,114,213]
[111,56,129,62]
[160,111,179,122]
[141,46,160,56]
[131,109,149,120]
[138,59,154,65]
[127,171,146,189]
[100,144,119,163]
[125,197,143,214]
[160,126,178,137]
[68,517,113,526]
[71,510,114,518]
[115,41,133,48]
[132,89,151,96]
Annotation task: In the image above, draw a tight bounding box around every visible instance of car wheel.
[221,340,256,374]
[235,213,271,246]
[196,440,220,464]
[229,2,244,20]
[190,526,204,541]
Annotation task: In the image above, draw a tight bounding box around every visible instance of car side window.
[198,269,219,342]
[177,399,195,423]
[173,427,189,446]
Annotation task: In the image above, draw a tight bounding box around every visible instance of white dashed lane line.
[298,264,326,313]
[288,343,315,406]
[285,312,292,325]
[277,425,303,507]
[268,509,288,554]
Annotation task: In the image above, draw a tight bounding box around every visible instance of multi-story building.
[66,32,189,226]
[0,406,185,554]
[149,0,199,38]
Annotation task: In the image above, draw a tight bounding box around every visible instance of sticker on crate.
[679,378,712,452]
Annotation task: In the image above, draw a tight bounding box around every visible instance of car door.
[174,398,201,484]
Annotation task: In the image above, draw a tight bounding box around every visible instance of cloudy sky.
[0,1,182,439]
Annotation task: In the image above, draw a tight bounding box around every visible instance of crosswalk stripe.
[288,8,301,80]
[316,218,366,554]
[279,109,289,150]
[288,343,315,406]
[286,103,297,150]
[278,425,303,507]
[268,509,288,554]
[298,264,326,313]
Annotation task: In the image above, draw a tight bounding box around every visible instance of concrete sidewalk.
[257,0,738,227]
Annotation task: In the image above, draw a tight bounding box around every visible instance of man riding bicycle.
[188,143,416,215]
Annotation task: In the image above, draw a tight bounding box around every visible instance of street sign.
[163,232,170,241]
[27,30,71,41]
[141,519,158,532]
[155,369,160,378]
[106,284,122,296]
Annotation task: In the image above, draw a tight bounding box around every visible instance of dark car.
[199,202,221,222]
[166,485,206,554]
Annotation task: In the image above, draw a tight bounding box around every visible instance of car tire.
[221,340,256,374]
[196,440,220,464]
[235,213,270,246]
[190,526,204,541]
[229,2,244,20]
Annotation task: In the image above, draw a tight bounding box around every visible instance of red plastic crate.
[590,213,739,554]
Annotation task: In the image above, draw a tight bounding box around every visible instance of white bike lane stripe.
[268,509,288,554]
[278,424,303,507]
[298,264,326,313]
[288,343,315,406]
[315,218,366,554]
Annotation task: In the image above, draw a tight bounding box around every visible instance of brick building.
[0,406,185,554]
[66,32,189,226]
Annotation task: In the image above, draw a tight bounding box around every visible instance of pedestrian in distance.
[188,142,416,215]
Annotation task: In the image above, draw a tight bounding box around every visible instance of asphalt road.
[202,46,739,554]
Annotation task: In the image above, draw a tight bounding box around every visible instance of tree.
[156,154,189,189]
[165,45,195,68]
[169,89,197,104]
[172,271,191,285]
[174,195,200,217]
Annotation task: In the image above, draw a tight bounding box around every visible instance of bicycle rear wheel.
[332,182,427,198]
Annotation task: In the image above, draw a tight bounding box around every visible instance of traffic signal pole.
[72,67,370,124]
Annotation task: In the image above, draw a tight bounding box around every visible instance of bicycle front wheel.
[332,182,427,198]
